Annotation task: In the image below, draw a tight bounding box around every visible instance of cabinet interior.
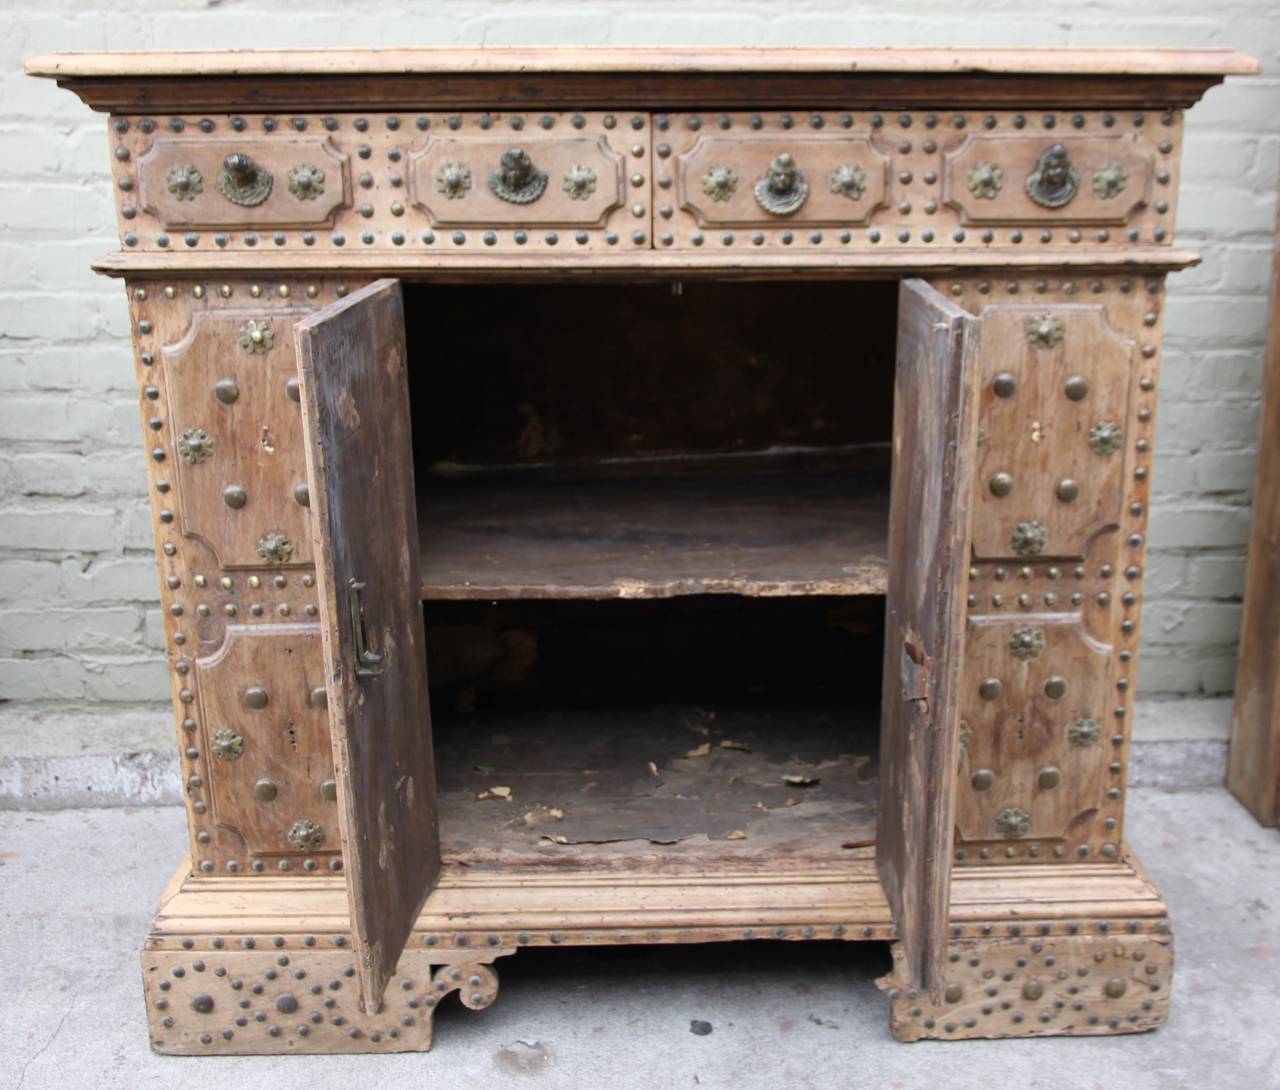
[403,278,899,874]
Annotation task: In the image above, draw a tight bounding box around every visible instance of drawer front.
[653,110,1179,250]
[674,132,889,227]
[111,112,652,252]
[410,132,628,228]
[138,136,350,229]
[942,133,1153,226]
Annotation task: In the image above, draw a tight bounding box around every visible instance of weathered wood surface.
[876,279,980,997]
[432,697,879,869]
[295,279,439,1014]
[417,473,890,599]
[1230,195,1280,827]
[28,49,1256,114]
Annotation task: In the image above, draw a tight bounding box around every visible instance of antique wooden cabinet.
[28,48,1256,1054]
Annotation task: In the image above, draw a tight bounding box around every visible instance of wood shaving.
[682,743,711,759]
[719,740,751,751]
[726,830,747,840]
[783,774,819,787]
[477,785,512,801]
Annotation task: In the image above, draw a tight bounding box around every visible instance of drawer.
[654,111,1179,250]
[671,130,890,227]
[409,128,631,230]
[942,133,1154,226]
[138,135,351,229]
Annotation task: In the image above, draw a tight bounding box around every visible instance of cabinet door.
[295,279,439,1014]
[877,279,980,996]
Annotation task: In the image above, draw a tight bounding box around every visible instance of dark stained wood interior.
[417,471,890,600]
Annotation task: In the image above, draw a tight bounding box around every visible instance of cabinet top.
[27,48,1258,112]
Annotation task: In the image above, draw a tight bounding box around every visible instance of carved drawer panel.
[653,111,1180,250]
[970,304,1135,562]
[956,616,1111,850]
[673,131,889,227]
[139,137,350,229]
[111,112,650,251]
[162,307,314,570]
[409,133,626,228]
[196,625,339,867]
[943,134,1152,226]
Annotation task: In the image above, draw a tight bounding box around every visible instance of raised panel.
[162,307,314,569]
[409,133,626,228]
[970,304,1134,561]
[955,616,1111,846]
[674,133,890,227]
[943,134,1152,225]
[138,136,350,229]
[197,625,338,862]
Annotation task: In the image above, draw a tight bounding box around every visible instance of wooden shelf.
[417,471,890,600]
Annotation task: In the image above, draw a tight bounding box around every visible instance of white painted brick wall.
[0,2,1276,719]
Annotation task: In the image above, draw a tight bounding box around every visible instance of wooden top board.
[26,48,1257,113]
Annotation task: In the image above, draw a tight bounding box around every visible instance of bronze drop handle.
[348,579,384,678]
[218,152,274,206]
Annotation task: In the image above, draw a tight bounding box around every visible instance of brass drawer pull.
[1025,143,1078,209]
[754,153,808,215]
[489,147,547,204]
[218,153,274,207]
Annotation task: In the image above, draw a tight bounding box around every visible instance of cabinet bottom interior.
[424,595,883,874]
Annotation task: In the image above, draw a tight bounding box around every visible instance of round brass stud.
[989,472,1013,497]
[993,372,1017,397]
[971,769,995,791]
[1022,980,1044,1001]
[1104,977,1127,998]
[321,778,338,801]
[1056,478,1079,502]
[1038,766,1062,789]
[214,380,240,405]
[254,778,279,801]
[979,677,1003,701]
[309,686,328,709]
[244,686,269,710]
[1044,676,1068,700]
[223,485,247,509]
[293,483,310,507]
[1064,375,1089,400]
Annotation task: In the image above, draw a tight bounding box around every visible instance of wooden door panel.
[877,279,980,997]
[198,624,336,860]
[295,279,439,1015]
[162,307,315,570]
[955,616,1110,844]
[969,304,1134,562]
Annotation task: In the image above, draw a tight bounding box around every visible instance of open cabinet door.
[295,280,439,1014]
[877,279,980,997]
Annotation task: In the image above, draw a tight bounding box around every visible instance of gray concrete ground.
[3,787,1279,1090]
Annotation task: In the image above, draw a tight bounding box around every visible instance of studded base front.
[142,944,506,1055]
[878,919,1172,1041]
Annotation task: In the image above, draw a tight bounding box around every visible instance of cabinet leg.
[877,918,1172,1040]
[142,943,507,1055]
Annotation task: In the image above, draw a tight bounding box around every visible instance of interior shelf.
[433,694,880,874]
[417,471,890,601]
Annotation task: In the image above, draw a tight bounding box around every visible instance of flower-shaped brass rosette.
[995,807,1030,838]
[257,531,294,565]
[829,163,867,200]
[166,164,203,202]
[1092,162,1128,200]
[435,161,472,199]
[1025,314,1065,348]
[211,728,244,761]
[1010,520,1048,557]
[562,164,597,200]
[288,818,325,852]
[1089,421,1123,456]
[967,161,1004,200]
[287,163,326,201]
[701,164,738,203]
[177,427,214,465]
[238,320,274,354]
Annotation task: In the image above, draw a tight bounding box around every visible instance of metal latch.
[348,579,384,678]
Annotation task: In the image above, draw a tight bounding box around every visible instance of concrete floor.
[2,788,1278,1090]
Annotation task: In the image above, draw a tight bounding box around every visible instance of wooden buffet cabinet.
[27,47,1257,1054]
